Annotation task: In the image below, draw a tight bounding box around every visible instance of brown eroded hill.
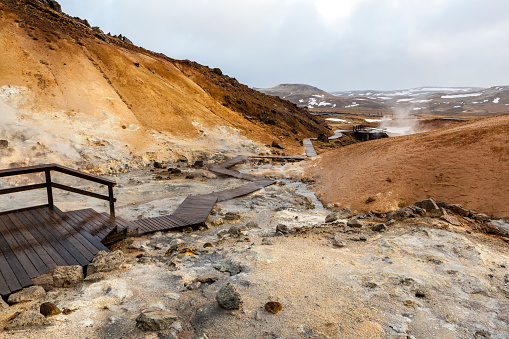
[0,0,327,159]
[306,114,509,218]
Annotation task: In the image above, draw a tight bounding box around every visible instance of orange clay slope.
[306,114,509,218]
[0,0,326,153]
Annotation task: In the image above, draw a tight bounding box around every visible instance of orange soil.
[306,114,509,218]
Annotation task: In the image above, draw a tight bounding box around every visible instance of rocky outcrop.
[86,250,125,275]
[37,0,61,13]
[33,266,84,291]
[7,286,45,304]
[136,307,178,331]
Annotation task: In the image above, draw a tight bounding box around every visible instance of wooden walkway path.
[0,206,111,295]
[303,139,318,157]
[133,155,276,235]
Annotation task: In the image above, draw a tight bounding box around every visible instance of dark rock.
[347,219,363,228]
[265,301,282,314]
[276,224,290,234]
[136,308,177,331]
[486,219,509,237]
[245,221,259,229]
[261,237,275,245]
[38,0,62,13]
[325,212,338,223]
[387,206,423,220]
[212,68,222,76]
[0,140,8,149]
[86,250,125,276]
[283,132,290,136]
[95,33,109,43]
[415,290,426,298]
[429,207,447,218]
[193,160,204,168]
[441,215,461,226]
[7,286,45,304]
[414,198,439,213]
[182,226,193,234]
[228,225,247,237]
[317,133,328,143]
[216,283,243,310]
[185,174,195,179]
[271,141,284,149]
[168,168,182,174]
[224,211,241,221]
[371,223,387,232]
[473,213,490,222]
[153,161,164,169]
[291,129,298,134]
[40,302,61,317]
[365,196,376,204]
[449,204,471,217]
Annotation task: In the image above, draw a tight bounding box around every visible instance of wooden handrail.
[0,164,116,216]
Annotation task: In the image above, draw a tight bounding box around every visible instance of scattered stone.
[347,219,363,228]
[8,286,46,304]
[40,302,61,317]
[4,311,48,330]
[449,204,471,217]
[271,141,284,149]
[371,223,387,232]
[387,207,419,220]
[95,33,109,43]
[165,293,181,300]
[185,174,195,179]
[0,298,9,313]
[128,239,151,250]
[473,213,490,222]
[136,308,178,331]
[414,198,439,213]
[165,239,195,256]
[182,227,193,234]
[245,221,260,229]
[415,290,426,298]
[86,250,125,276]
[261,237,275,245]
[193,160,204,168]
[84,272,105,282]
[325,212,338,223]
[264,301,283,314]
[206,215,224,228]
[403,300,416,308]
[168,168,182,174]
[32,265,84,291]
[336,207,353,219]
[153,161,164,169]
[332,234,345,248]
[441,215,461,226]
[365,196,376,204]
[187,282,202,290]
[474,330,492,338]
[203,242,215,248]
[276,224,290,234]
[429,207,447,218]
[224,211,241,221]
[0,140,8,149]
[228,225,248,237]
[216,283,243,310]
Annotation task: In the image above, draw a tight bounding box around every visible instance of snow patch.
[441,93,482,99]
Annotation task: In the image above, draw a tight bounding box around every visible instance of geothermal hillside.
[307,113,509,218]
[0,0,327,173]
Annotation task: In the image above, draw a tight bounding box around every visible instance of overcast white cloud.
[58,0,509,91]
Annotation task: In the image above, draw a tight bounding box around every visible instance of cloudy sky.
[58,0,509,91]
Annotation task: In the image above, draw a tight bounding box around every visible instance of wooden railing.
[0,164,116,216]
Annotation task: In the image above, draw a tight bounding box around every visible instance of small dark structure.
[353,125,388,141]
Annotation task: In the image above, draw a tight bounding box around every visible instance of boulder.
[332,234,345,248]
[441,215,461,226]
[153,161,164,169]
[325,212,338,223]
[0,140,8,149]
[228,225,248,237]
[136,308,177,331]
[271,141,284,149]
[193,160,204,168]
[276,224,290,234]
[52,266,84,288]
[4,311,48,330]
[347,219,363,228]
[40,302,61,317]
[448,204,471,217]
[336,207,354,219]
[224,211,241,221]
[429,207,447,218]
[414,198,439,213]
[216,283,243,310]
[86,250,125,276]
[371,223,387,232]
[7,286,46,304]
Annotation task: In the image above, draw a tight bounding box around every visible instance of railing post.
[108,183,115,217]
[45,168,54,209]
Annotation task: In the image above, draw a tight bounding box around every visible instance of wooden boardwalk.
[134,155,276,235]
[0,206,110,296]
[303,139,318,157]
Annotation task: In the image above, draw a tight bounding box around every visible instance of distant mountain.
[258,84,509,117]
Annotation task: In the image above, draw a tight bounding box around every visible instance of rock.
[228,225,248,237]
[0,298,9,313]
[8,286,46,304]
[95,32,110,43]
[86,250,125,276]
[52,266,84,288]
[332,234,345,248]
[265,301,283,314]
[261,237,275,245]
[271,141,284,149]
[371,223,387,232]
[473,213,490,222]
[186,281,201,290]
[429,207,447,218]
[165,239,195,256]
[0,140,8,149]
[317,133,329,143]
[212,68,222,75]
[414,198,439,213]
[441,215,461,226]
[224,211,241,221]
[485,219,509,237]
[136,308,178,331]
[387,206,424,220]
[4,311,49,330]
[245,221,260,229]
[336,207,353,219]
[182,226,193,233]
[38,0,62,13]
[193,160,204,168]
[40,302,61,317]
[216,283,243,310]
[168,168,182,174]
[347,219,363,228]
[325,212,338,223]
[449,204,471,217]
[153,161,164,169]
[206,215,223,228]
[276,224,290,234]
[185,174,195,179]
